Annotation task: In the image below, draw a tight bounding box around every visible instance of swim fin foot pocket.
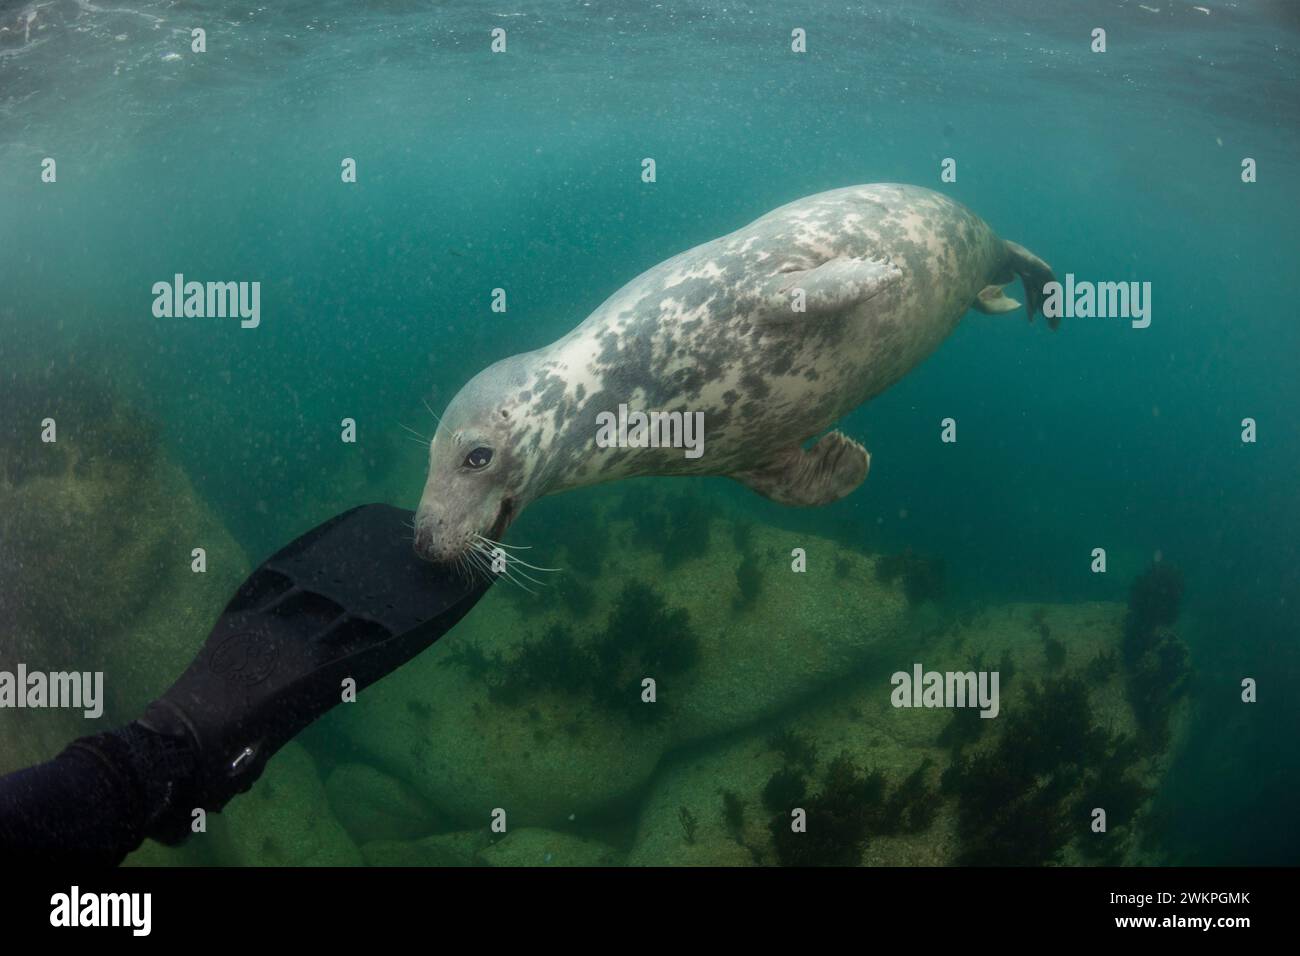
[137,504,490,842]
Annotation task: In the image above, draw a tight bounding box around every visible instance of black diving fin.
[137,503,490,840]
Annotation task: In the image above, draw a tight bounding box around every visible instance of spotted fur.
[414,183,1054,562]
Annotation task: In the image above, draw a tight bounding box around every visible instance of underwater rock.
[360,830,489,867]
[122,837,212,867]
[209,742,362,866]
[479,828,621,867]
[321,504,909,828]
[320,635,675,827]
[627,697,956,867]
[325,763,448,845]
[628,601,1188,866]
[0,371,248,776]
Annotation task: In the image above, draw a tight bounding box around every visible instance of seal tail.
[1003,240,1059,329]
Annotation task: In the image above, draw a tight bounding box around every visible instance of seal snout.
[411,510,448,563]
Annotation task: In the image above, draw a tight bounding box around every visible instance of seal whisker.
[457,553,481,586]
[508,558,562,575]
[471,536,562,572]
[479,553,538,594]
[422,398,443,426]
[467,542,544,593]
[498,555,562,574]
[483,555,549,589]
[462,550,492,586]
[471,533,533,552]
[470,540,557,582]
[398,422,430,442]
[499,566,539,595]
[467,546,501,581]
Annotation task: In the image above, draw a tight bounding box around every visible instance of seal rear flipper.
[732,430,870,506]
[973,284,1022,314]
[753,255,903,326]
[1003,240,1059,329]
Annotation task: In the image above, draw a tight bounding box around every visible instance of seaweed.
[766,750,947,866]
[834,554,853,579]
[944,674,1128,865]
[443,639,496,682]
[766,730,819,772]
[761,767,809,814]
[1122,562,1184,664]
[1043,636,1067,670]
[678,806,699,845]
[603,580,699,675]
[1074,735,1152,863]
[769,753,882,866]
[1082,737,1151,823]
[590,581,699,723]
[997,650,1017,689]
[490,623,591,705]
[620,487,714,569]
[405,699,434,720]
[1120,563,1192,749]
[948,751,1071,865]
[720,790,746,842]
[733,553,763,611]
[732,518,754,554]
[1127,633,1191,750]
[1085,649,1119,685]
[559,510,609,576]
[1017,676,1109,773]
[938,704,986,751]
[661,491,713,569]
[875,549,947,606]
[446,580,700,725]
[630,506,668,544]
[762,749,943,866]
[877,759,937,833]
[498,582,548,619]
[555,573,596,618]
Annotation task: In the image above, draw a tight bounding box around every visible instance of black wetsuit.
[0,722,197,866]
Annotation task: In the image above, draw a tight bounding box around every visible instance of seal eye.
[463,446,493,470]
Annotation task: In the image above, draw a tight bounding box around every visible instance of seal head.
[412,354,536,564]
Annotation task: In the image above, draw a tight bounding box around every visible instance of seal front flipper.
[972,284,1022,314]
[732,431,871,506]
[753,255,902,326]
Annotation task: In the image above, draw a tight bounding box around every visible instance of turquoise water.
[1,1,1297,865]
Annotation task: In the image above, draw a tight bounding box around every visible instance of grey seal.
[413,183,1056,565]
